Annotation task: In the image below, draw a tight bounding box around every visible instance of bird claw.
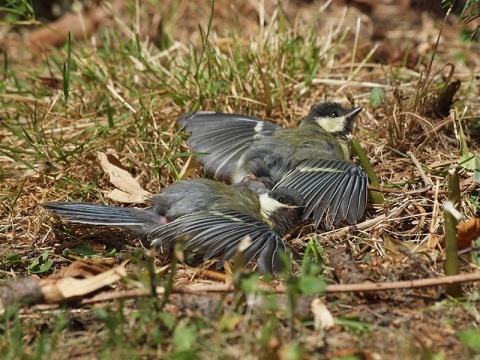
[238,174,271,193]
[242,174,260,182]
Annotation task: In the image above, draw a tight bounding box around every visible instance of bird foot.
[240,174,273,192]
[242,174,260,183]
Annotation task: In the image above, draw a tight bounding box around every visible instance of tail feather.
[42,202,160,234]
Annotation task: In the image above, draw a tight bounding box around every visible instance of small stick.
[199,270,228,282]
[79,272,480,305]
[317,201,408,239]
[369,182,475,196]
[407,151,434,187]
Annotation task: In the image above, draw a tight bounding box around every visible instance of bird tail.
[42,202,159,235]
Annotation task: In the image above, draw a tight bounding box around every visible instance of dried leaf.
[0,263,126,310]
[48,259,117,280]
[39,265,127,303]
[457,218,480,250]
[177,155,197,180]
[26,0,127,53]
[311,298,335,331]
[383,234,433,256]
[106,189,149,204]
[98,152,151,203]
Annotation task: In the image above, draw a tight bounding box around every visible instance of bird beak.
[346,107,363,119]
[291,205,306,209]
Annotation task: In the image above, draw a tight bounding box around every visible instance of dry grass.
[1,1,480,359]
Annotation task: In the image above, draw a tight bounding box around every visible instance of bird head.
[302,102,363,136]
[258,188,305,235]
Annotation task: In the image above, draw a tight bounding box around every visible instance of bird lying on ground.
[177,102,369,229]
[42,178,305,274]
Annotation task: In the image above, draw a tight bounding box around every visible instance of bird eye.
[330,111,338,117]
[277,195,286,203]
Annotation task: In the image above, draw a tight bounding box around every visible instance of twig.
[0,265,127,309]
[0,277,43,307]
[80,272,480,305]
[316,214,388,238]
[407,151,434,187]
[398,248,438,278]
[317,201,408,239]
[324,272,480,293]
[369,185,435,195]
[199,270,228,282]
[368,180,475,196]
[430,180,441,234]
[106,81,136,114]
[368,186,406,194]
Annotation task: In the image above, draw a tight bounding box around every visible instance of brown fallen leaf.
[177,155,200,180]
[0,263,126,310]
[457,218,480,250]
[48,258,117,280]
[39,265,127,303]
[26,0,127,53]
[383,233,437,257]
[105,189,150,204]
[97,152,151,203]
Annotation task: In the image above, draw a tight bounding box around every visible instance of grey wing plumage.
[148,210,298,274]
[274,159,369,228]
[177,112,280,181]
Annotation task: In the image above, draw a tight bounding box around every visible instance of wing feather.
[149,210,297,273]
[275,159,369,228]
[178,112,280,181]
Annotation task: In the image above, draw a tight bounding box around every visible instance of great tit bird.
[42,178,305,273]
[177,102,368,229]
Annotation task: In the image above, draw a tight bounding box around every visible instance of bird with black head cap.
[178,102,368,229]
[42,178,305,274]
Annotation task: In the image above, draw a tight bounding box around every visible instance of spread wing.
[274,158,369,228]
[148,209,299,274]
[177,112,280,181]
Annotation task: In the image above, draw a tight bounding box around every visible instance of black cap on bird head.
[269,188,305,208]
[259,188,305,236]
[303,102,363,136]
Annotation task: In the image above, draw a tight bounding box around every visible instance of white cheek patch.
[258,192,282,218]
[315,116,346,133]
